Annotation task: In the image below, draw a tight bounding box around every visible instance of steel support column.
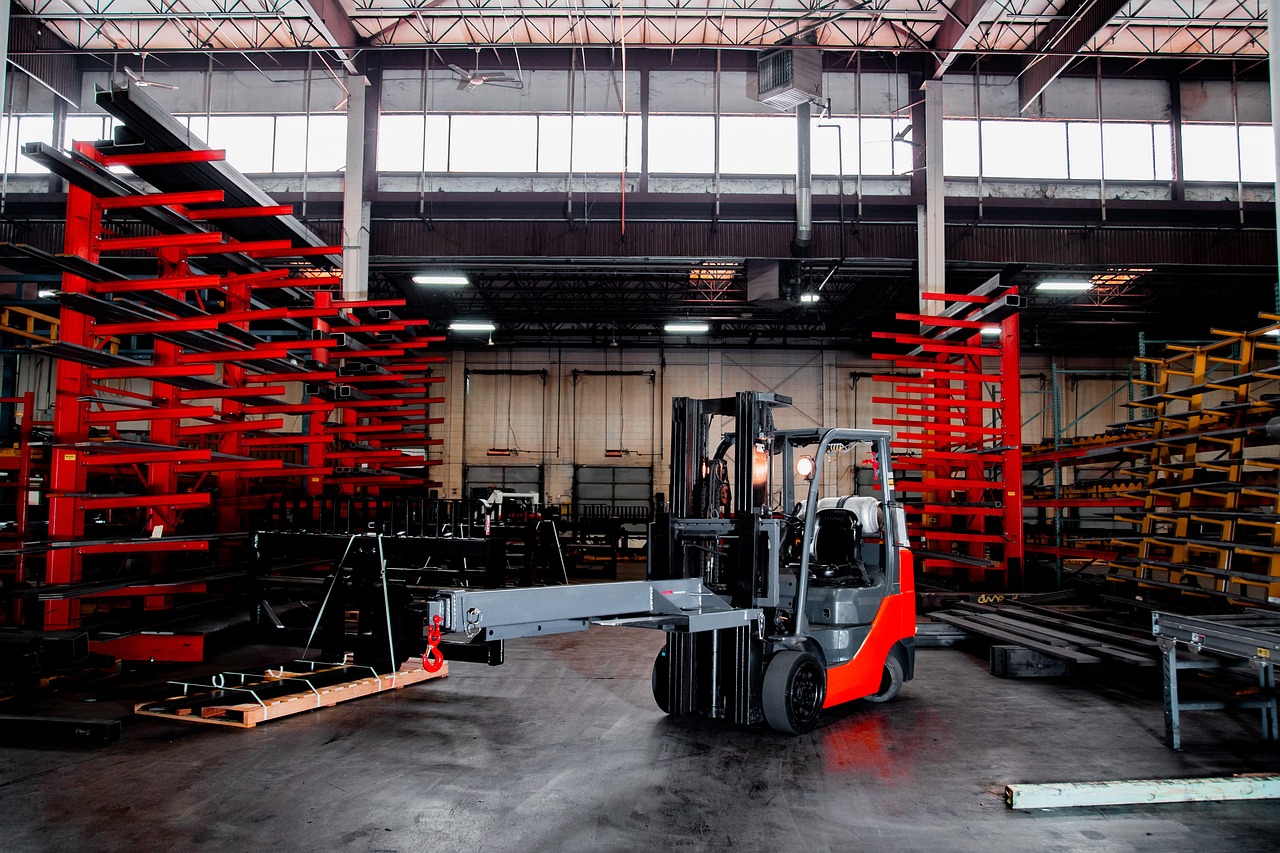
[920,80,945,313]
[343,72,370,302]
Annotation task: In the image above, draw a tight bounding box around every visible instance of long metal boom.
[426,577,762,642]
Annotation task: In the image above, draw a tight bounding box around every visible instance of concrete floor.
[0,627,1278,852]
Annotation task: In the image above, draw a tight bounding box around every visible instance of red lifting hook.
[422,614,445,673]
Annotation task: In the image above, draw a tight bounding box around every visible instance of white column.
[920,79,945,311]
[342,73,370,302]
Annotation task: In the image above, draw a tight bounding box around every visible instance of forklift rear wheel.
[864,653,904,704]
[651,648,671,715]
[762,650,826,734]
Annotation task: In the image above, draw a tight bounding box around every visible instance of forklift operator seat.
[810,508,868,585]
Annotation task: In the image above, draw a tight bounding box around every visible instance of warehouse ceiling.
[11,0,1269,58]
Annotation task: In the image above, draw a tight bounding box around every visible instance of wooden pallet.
[135,658,448,728]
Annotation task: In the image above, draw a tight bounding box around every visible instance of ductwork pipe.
[793,100,812,254]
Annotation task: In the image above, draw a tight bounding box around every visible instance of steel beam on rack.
[896,477,997,491]
[872,335,1000,358]
[85,274,223,295]
[244,371,336,383]
[82,581,208,599]
[334,376,408,388]
[921,292,994,304]
[176,341,340,364]
[874,419,1001,436]
[874,396,1001,409]
[183,205,294,220]
[97,190,225,210]
[84,405,217,425]
[177,385,288,401]
[97,149,227,168]
[324,450,405,462]
[194,239,293,256]
[244,403,331,416]
[899,449,1005,462]
[242,245,342,258]
[180,459,286,474]
[922,530,1006,543]
[895,312,1000,330]
[221,269,292,288]
[176,419,285,437]
[917,504,1006,516]
[96,232,223,253]
[73,540,210,556]
[894,406,998,420]
[73,492,211,511]
[80,449,211,466]
[238,436,319,447]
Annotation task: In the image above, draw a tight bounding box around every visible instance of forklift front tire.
[864,653,904,704]
[762,650,826,734]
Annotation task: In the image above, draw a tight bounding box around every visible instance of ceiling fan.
[447,50,523,92]
[124,54,178,90]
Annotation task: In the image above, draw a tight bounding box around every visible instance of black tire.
[651,647,671,715]
[864,652,904,704]
[762,650,826,734]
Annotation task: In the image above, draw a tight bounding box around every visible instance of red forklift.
[424,391,916,733]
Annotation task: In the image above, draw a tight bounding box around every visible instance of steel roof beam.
[293,0,361,73]
[931,0,1002,78]
[1018,0,1130,112]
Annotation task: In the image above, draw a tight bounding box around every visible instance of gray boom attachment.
[424,577,762,642]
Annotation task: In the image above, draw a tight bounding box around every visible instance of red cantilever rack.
[871,285,1024,587]
[38,137,446,655]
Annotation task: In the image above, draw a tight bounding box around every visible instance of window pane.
[12,117,53,174]
[720,116,796,174]
[303,114,347,171]
[943,119,979,177]
[811,117,853,176]
[1153,124,1173,181]
[890,119,915,175]
[1239,125,1275,183]
[538,115,640,173]
[377,114,450,172]
[274,116,308,171]
[1067,122,1102,179]
[450,115,537,172]
[65,115,110,145]
[1102,123,1155,180]
[648,115,714,173]
[1182,124,1239,181]
[857,118,898,176]
[981,120,1068,179]
[206,115,276,173]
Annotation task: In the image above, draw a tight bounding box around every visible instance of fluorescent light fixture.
[413,273,469,286]
[1036,280,1093,292]
[37,289,57,299]
[981,326,1001,336]
[799,293,820,303]
[449,321,496,332]
[664,322,710,334]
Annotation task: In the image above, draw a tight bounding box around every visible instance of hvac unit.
[756,49,822,111]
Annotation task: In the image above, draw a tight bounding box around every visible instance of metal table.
[1152,611,1279,750]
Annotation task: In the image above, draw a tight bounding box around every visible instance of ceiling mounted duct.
[757,49,822,111]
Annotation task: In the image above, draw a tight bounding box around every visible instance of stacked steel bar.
[871,279,1023,586]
